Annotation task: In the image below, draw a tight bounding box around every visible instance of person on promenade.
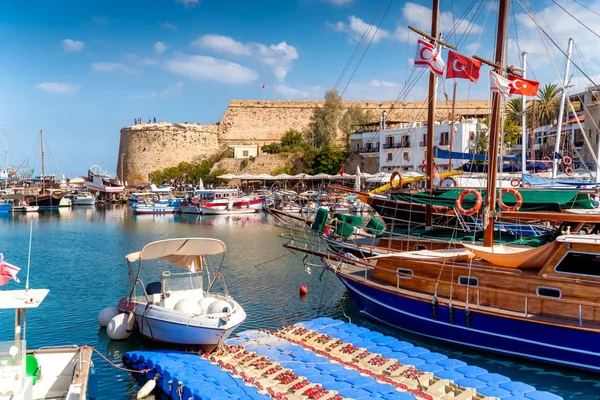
[153,117,156,123]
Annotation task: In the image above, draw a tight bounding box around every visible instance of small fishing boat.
[130,197,179,214]
[71,192,96,206]
[108,238,246,350]
[199,202,257,215]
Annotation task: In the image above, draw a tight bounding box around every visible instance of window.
[574,129,584,147]
[402,136,410,147]
[555,252,600,277]
[589,129,593,139]
[386,136,394,146]
[387,153,393,162]
[243,150,249,157]
[356,143,360,151]
[458,276,479,286]
[469,131,475,141]
[421,134,427,147]
[536,286,562,298]
[396,268,413,279]
[440,132,449,145]
[403,152,409,161]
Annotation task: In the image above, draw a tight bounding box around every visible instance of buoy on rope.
[98,307,120,328]
[299,285,308,296]
[137,376,158,399]
[107,312,135,340]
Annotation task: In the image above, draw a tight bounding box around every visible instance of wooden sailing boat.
[26,130,65,209]
[284,0,600,372]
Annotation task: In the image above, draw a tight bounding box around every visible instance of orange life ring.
[522,182,532,188]
[455,189,483,216]
[390,171,404,188]
[510,177,521,187]
[565,167,575,176]
[498,188,523,211]
[563,156,573,165]
[542,155,551,164]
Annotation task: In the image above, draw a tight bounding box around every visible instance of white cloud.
[130,81,184,100]
[343,79,402,100]
[175,0,199,7]
[191,35,299,81]
[192,34,252,56]
[92,16,108,24]
[402,2,483,36]
[160,21,177,30]
[153,41,167,55]
[34,82,81,95]
[333,16,391,43]
[62,39,84,53]
[274,84,323,99]
[255,41,299,80]
[165,53,258,84]
[91,62,139,74]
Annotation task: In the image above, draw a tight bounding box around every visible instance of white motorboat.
[0,257,94,400]
[149,183,174,194]
[199,203,257,215]
[10,205,39,213]
[131,198,179,214]
[113,238,246,350]
[72,192,96,206]
[84,165,124,194]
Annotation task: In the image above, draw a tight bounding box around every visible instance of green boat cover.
[391,189,592,211]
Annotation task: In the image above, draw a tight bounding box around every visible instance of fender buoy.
[440,176,457,187]
[542,155,551,164]
[299,285,308,296]
[455,189,483,216]
[390,171,403,189]
[565,166,575,176]
[510,178,521,187]
[563,156,573,165]
[498,188,523,211]
[522,182,532,188]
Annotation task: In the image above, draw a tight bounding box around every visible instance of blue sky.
[0,0,597,176]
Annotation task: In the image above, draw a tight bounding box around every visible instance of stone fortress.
[117,99,489,184]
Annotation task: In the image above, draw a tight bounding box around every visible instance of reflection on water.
[0,206,598,399]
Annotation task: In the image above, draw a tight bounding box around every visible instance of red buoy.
[299,285,308,296]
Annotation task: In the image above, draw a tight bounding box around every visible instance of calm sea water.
[0,207,599,399]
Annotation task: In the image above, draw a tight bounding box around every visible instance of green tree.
[280,129,305,147]
[308,89,344,148]
[535,84,561,126]
[506,98,523,125]
[338,105,375,137]
[306,146,347,175]
[503,119,521,149]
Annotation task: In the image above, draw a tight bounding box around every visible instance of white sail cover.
[125,238,226,270]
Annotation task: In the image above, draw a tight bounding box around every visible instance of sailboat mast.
[425,0,440,230]
[521,51,527,174]
[40,130,45,192]
[551,37,574,179]
[483,0,510,247]
[449,81,457,170]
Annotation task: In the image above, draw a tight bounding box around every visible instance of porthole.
[396,268,413,279]
[536,286,562,299]
[458,276,479,286]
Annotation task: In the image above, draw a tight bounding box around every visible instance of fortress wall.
[117,122,220,184]
[218,99,490,144]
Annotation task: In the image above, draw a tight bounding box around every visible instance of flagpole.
[425,0,440,231]
[25,218,33,292]
[552,37,574,180]
[449,81,457,171]
[521,51,527,175]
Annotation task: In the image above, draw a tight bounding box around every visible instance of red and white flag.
[261,83,266,89]
[0,255,20,286]
[338,166,345,176]
[489,71,511,97]
[414,39,445,76]
[508,74,539,96]
[445,51,481,83]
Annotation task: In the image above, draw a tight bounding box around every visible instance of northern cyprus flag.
[489,71,511,97]
[414,39,445,76]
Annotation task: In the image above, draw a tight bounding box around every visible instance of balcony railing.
[419,141,427,147]
[383,142,411,149]
[439,140,449,146]
[359,147,380,153]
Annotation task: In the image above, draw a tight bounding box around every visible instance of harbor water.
[0,207,599,399]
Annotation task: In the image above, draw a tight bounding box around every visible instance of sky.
[1,0,599,177]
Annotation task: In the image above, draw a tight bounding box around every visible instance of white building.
[231,144,259,159]
[372,120,479,172]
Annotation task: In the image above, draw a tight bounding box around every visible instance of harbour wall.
[118,99,490,183]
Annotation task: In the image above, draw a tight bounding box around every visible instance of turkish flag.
[508,74,539,96]
[445,51,481,83]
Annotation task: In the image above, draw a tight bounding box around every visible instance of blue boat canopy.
[433,146,521,162]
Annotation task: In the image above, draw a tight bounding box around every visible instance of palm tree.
[535,83,562,126]
[506,98,523,125]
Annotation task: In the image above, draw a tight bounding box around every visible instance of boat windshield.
[162,271,203,293]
